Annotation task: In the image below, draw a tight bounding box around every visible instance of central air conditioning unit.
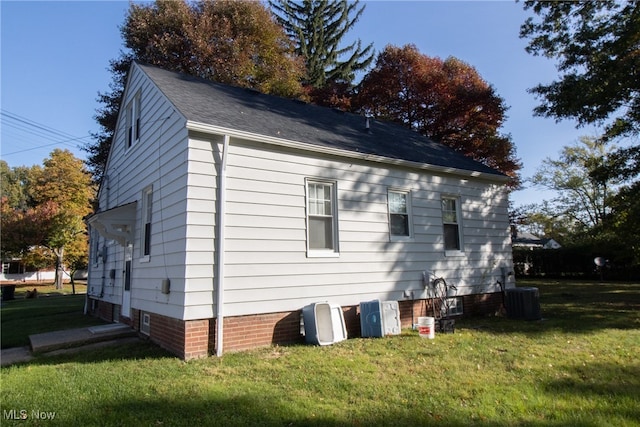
[505,287,541,321]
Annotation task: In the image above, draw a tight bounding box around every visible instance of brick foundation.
[88,292,503,360]
[147,313,210,360]
[462,292,504,316]
[220,311,303,352]
[89,299,115,323]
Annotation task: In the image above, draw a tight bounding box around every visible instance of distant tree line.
[515,1,639,276]
[513,247,639,281]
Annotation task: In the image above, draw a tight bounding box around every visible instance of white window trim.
[305,178,340,258]
[140,185,152,263]
[442,195,464,256]
[91,229,100,267]
[387,188,414,241]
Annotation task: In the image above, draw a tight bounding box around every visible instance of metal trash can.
[1,285,16,301]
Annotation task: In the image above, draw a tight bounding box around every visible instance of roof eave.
[186,121,509,183]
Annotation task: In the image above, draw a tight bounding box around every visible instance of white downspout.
[215,135,230,357]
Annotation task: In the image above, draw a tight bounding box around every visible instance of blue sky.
[1,1,600,207]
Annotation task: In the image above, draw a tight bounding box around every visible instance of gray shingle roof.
[137,62,505,178]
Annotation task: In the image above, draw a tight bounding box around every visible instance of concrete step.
[29,323,137,354]
[1,346,34,366]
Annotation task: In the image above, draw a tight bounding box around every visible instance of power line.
[1,110,79,140]
[2,120,89,148]
[1,109,92,157]
[2,138,91,156]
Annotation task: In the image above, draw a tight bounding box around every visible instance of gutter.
[186,121,509,184]
[215,135,230,357]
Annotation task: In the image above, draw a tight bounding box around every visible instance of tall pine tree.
[270,0,374,91]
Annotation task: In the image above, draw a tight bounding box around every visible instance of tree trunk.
[70,269,76,295]
[54,247,65,290]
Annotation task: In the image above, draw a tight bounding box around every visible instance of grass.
[1,279,639,426]
[4,281,88,298]
[1,283,104,348]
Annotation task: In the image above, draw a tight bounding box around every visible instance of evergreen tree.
[270,0,374,90]
[86,0,305,182]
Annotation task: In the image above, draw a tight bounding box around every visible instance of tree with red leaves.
[355,44,521,185]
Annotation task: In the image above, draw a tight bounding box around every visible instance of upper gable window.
[126,91,141,148]
[388,189,412,239]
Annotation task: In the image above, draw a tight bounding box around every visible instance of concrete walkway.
[1,324,138,367]
[1,346,34,366]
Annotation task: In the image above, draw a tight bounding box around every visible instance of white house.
[512,231,562,250]
[87,62,515,360]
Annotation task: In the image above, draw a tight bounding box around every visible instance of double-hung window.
[126,92,141,148]
[141,186,153,260]
[442,196,462,252]
[388,189,412,239]
[92,230,101,267]
[306,180,339,256]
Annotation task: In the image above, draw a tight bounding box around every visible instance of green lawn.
[5,281,88,298]
[1,292,104,348]
[1,279,639,426]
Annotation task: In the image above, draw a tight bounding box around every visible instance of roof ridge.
[135,61,507,180]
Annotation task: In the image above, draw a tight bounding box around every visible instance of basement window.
[140,312,151,336]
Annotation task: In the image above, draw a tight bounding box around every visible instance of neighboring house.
[1,259,57,282]
[511,231,561,276]
[512,231,562,250]
[87,62,515,360]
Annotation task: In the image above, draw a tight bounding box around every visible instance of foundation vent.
[141,312,151,335]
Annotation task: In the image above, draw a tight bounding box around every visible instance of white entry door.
[122,244,132,318]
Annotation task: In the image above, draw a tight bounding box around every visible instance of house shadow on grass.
[542,361,640,425]
[62,393,495,427]
[50,379,640,427]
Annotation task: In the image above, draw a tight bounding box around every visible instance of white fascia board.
[186,121,509,183]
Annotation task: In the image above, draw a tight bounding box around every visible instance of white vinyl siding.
[88,64,190,320]
[212,138,513,318]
